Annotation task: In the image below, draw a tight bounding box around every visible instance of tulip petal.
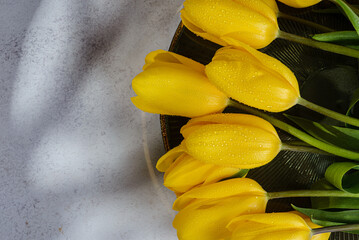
[203,165,240,184]
[278,0,321,8]
[181,113,278,139]
[132,64,228,117]
[164,153,239,194]
[235,43,298,94]
[206,45,300,112]
[220,29,278,49]
[230,230,310,240]
[183,124,281,169]
[181,0,278,49]
[215,44,300,94]
[227,213,309,231]
[227,212,311,240]
[156,145,185,172]
[311,232,331,240]
[260,0,279,13]
[173,178,267,211]
[232,0,278,23]
[164,154,214,193]
[291,211,331,240]
[131,96,171,115]
[143,49,205,73]
[173,196,266,240]
[181,11,229,46]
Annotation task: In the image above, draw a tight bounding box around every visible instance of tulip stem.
[229,99,359,160]
[278,12,334,32]
[267,189,359,199]
[277,30,359,58]
[297,97,359,127]
[283,140,312,147]
[312,223,359,235]
[281,142,332,155]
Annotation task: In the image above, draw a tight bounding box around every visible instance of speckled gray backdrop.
[0,0,182,239]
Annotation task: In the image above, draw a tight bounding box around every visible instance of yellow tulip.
[157,152,240,195]
[180,0,359,59]
[278,0,321,8]
[180,113,282,169]
[172,178,268,240]
[131,46,359,128]
[181,112,278,138]
[131,50,228,118]
[156,113,282,170]
[181,0,279,49]
[292,211,331,240]
[174,196,265,240]
[227,212,314,240]
[173,177,268,210]
[206,44,300,112]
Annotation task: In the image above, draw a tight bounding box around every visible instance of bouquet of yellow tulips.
[131,0,359,239]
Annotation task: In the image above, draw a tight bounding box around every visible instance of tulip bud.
[157,151,240,195]
[173,178,268,240]
[181,0,279,49]
[181,113,282,169]
[173,178,267,210]
[131,50,229,117]
[262,0,280,12]
[206,44,300,112]
[227,212,313,240]
[278,0,321,8]
[292,211,331,240]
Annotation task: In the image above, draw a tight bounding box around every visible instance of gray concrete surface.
[0,0,181,239]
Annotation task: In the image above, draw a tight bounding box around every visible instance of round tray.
[161,2,359,239]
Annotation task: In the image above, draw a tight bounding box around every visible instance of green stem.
[278,12,334,32]
[277,30,359,58]
[267,189,359,199]
[229,99,359,160]
[298,97,359,127]
[312,223,359,235]
[282,140,312,147]
[281,142,333,155]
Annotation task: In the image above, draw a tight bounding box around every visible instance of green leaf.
[285,114,359,151]
[311,219,359,234]
[325,162,359,193]
[292,205,359,223]
[311,179,359,209]
[333,0,359,36]
[312,32,359,50]
[312,219,345,226]
[313,31,359,43]
[346,88,359,128]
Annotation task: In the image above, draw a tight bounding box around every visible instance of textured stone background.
[0,0,181,239]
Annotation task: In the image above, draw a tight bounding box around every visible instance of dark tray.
[161,2,359,239]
